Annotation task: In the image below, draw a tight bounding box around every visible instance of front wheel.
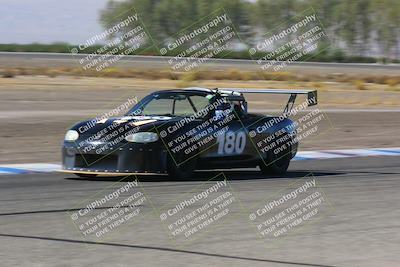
[167,153,197,180]
[259,146,291,175]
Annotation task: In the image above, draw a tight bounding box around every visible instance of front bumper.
[62,142,168,175]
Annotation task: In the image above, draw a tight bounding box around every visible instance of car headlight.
[65,130,79,142]
[125,132,158,143]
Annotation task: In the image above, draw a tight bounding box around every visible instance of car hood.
[71,115,177,136]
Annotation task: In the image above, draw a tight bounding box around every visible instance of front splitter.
[59,169,168,176]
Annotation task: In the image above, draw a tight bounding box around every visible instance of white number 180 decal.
[217,131,246,155]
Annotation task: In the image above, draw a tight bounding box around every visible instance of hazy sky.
[0,0,110,44]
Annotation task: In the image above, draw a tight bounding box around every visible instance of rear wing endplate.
[219,88,317,116]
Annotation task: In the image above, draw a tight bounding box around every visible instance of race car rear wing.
[218,88,317,116]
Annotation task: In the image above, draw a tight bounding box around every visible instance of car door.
[200,100,254,163]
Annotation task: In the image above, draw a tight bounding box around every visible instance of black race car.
[61,87,317,179]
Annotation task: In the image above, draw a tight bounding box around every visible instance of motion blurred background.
[0,0,399,163]
[1,0,399,62]
[1,2,400,267]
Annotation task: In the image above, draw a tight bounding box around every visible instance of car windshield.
[127,92,212,117]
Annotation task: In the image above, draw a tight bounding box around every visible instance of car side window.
[142,98,172,115]
[189,95,210,112]
[174,97,195,116]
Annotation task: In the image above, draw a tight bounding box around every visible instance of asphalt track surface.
[1,52,400,74]
[1,156,399,267]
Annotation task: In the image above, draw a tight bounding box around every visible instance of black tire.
[75,173,98,178]
[167,153,197,180]
[260,145,291,175]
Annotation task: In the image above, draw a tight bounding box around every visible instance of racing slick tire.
[167,152,197,180]
[259,144,291,176]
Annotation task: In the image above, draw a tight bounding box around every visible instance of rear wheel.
[260,145,291,175]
